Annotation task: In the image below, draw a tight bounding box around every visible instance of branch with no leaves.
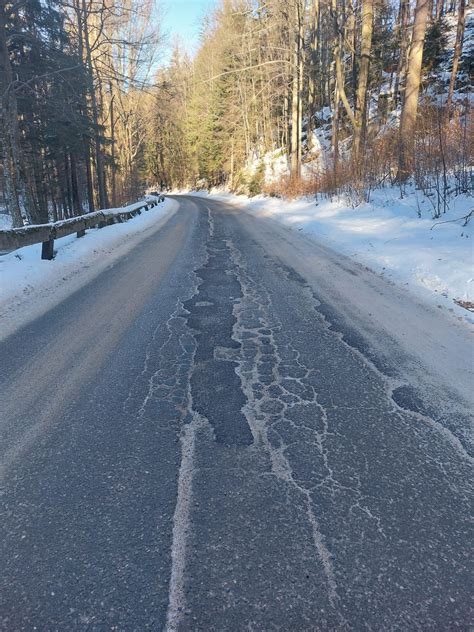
[201,59,290,84]
[431,209,473,229]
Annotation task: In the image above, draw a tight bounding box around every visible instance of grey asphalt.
[0,195,472,631]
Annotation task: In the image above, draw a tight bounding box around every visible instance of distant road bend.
[1,195,472,630]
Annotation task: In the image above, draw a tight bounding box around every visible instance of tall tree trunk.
[435,0,444,20]
[290,0,303,178]
[0,3,23,227]
[110,91,117,206]
[447,0,466,110]
[398,0,430,180]
[64,150,73,218]
[56,156,68,220]
[352,0,374,159]
[81,0,108,209]
[74,0,95,212]
[307,0,319,148]
[334,30,356,131]
[46,162,58,222]
[297,2,304,170]
[31,148,48,223]
[85,141,95,211]
[394,0,410,105]
[332,85,340,178]
[70,152,83,214]
[332,0,357,136]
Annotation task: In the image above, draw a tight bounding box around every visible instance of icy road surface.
[0,195,472,630]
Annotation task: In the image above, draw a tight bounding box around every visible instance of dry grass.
[263,102,473,212]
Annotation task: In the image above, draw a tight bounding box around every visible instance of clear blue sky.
[161,0,216,60]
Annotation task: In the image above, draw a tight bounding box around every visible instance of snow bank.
[193,187,474,322]
[0,198,178,340]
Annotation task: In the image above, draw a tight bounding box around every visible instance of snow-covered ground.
[0,213,12,231]
[190,187,474,323]
[0,198,178,340]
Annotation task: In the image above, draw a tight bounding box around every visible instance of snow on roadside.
[191,187,474,323]
[0,198,178,340]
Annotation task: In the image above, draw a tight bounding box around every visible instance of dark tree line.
[0,0,159,227]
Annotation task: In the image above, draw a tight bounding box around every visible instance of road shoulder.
[227,201,474,453]
[0,199,178,341]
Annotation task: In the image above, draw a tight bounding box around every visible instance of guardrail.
[0,193,165,260]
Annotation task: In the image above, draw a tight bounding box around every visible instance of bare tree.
[0,2,24,226]
[353,0,374,159]
[290,0,304,178]
[398,0,430,180]
[447,0,466,111]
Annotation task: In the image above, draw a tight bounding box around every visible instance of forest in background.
[154,0,472,211]
[0,0,161,227]
[0,0,472,228]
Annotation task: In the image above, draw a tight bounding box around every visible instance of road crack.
[226,237,350,616]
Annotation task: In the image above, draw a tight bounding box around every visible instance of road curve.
[0,195,472,631]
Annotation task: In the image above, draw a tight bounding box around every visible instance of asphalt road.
[0,195,472,631]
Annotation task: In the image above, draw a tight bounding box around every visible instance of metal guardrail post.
[41,238,54,260]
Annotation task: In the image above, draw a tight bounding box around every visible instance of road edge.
[0,199,179,342]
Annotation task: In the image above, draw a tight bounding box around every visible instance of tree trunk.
[435,0,444,20]
[0,3,23,227]
[31,148,48,223]
[332,85,340,179]
[447,0,466,110]
[334,34,356,130]
[394,0,410,105]
[110,91,117,206]
[70,152,83,214]
[398,0,430,180]
[290,0,302,178]
[307,0,319,148]
[81,0,108,209]
[297,2,304,170]
[74,0,95,212]
[85,141,95,211]
[332,0,357,133]
[64,151,73,218]
[353,0,374,159]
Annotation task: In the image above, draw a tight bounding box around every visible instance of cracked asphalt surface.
[0,195,472,631]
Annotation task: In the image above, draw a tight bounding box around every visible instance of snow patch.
[0,213,12,231]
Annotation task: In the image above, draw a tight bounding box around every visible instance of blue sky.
[161,0,216,60]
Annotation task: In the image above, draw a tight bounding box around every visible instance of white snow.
[0,198,178,340]
[0,213,12,231]
[190,186,474,322]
